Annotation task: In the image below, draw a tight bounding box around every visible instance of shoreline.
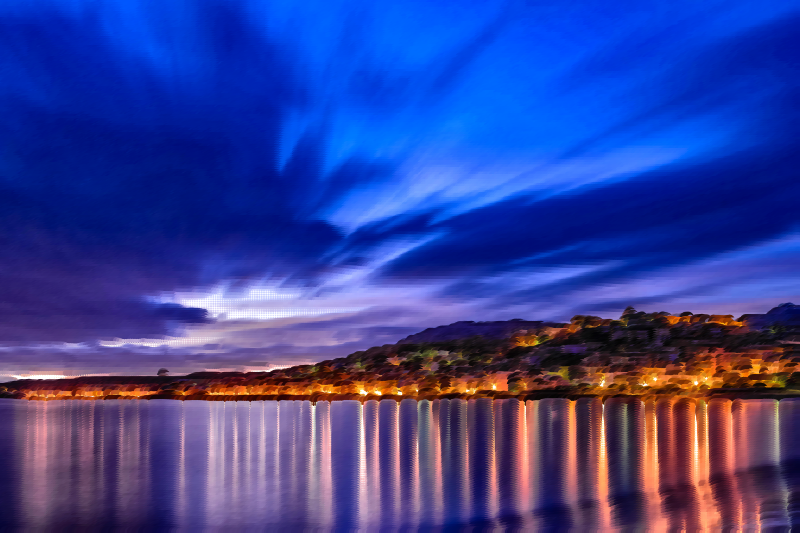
[5,388,800,403]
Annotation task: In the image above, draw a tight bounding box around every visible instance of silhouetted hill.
[740,303,800,330]
[398,319,562,344]
[9,303,800,401]
[184,372,248,379]
[71,376,175,384]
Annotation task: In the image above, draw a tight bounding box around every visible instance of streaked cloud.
[0,0,798,373]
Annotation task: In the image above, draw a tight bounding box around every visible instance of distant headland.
[4,303,800,402]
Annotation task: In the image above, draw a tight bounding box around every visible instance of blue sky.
[1,0,799,375]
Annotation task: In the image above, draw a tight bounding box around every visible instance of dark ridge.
[184,371,249,379]
[398,319,559,343]
[4,376,176,386]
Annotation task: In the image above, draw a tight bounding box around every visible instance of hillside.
[397,319,556,343]
[4,304,800,401]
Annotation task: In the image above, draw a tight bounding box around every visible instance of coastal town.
[4,303,800,401]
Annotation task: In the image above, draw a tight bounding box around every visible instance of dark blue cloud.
[0,0,798,368]
[0,4,343,340]
[378,9,800,284]
[555,9,800,160]
[385,142,800,275]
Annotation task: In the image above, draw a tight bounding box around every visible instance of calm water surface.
[1,397,799,531]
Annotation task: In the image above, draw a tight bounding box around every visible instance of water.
[0,397,798,531]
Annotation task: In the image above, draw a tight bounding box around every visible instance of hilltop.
[397,319,558,344]
[4,303,800,401]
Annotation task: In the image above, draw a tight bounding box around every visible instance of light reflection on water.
[1,397,799,531]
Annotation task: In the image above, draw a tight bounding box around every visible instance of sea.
[0,397,798,531]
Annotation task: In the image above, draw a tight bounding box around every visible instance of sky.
[1,0,800,376]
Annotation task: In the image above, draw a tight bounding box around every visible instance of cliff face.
[397,320,561,344]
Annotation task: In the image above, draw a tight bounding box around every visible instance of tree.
[157,368,169,376]
[768,324,787,335]
[651,316,672,328]
[570,315,587,324]
[505,346,534,358]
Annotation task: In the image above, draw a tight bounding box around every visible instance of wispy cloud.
[0,0,798,373]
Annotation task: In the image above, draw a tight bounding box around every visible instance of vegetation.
[4,304,800,401]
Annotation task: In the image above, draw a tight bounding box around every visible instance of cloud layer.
[1,0,799,373]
